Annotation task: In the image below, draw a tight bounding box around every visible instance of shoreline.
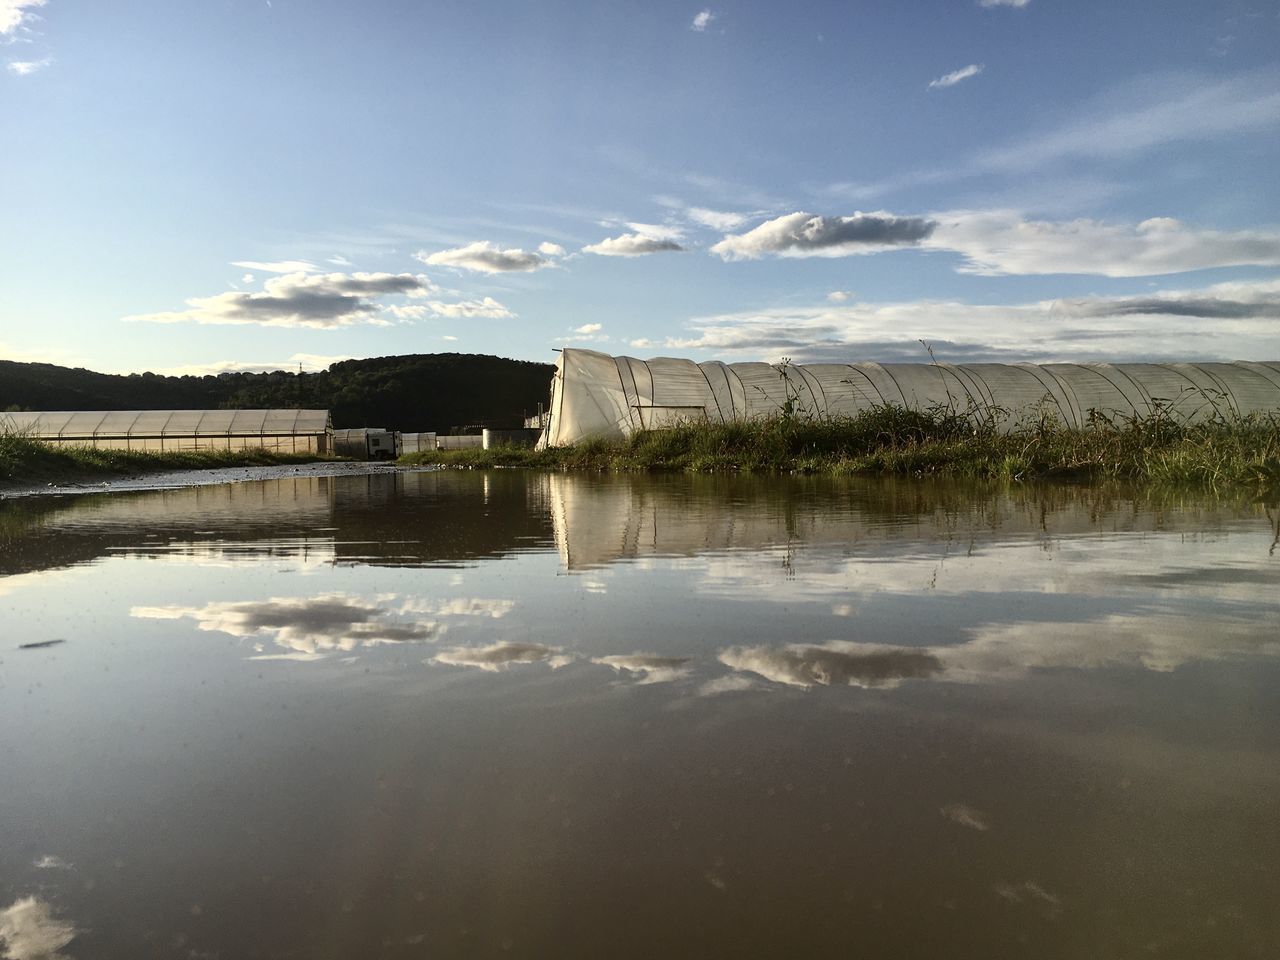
[0,460,430,500]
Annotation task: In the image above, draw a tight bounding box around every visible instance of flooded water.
[2,470,1278,959]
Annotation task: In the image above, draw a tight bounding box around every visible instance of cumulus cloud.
[669,276,1280,363]
[926,211,1280,277]
[826,290,854,303]
[710,211,937,260]
[538,241,566,257]
[929,63,983,89]
[0,897,75,960]
[431,642,569,671]
[591,654,694,684]
[584,222,685,257]
[416,241,557,273]
[400,597,514,618]
[231,259,317,273]
[691,9,715,31]
[122,271,431,328]
[132,594,439,660]
[0,0,44,36]
[7,57,50,75]
[719,642,943,689]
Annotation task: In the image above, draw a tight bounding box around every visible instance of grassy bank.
[401,406,1280,490]
[1,432,329,487]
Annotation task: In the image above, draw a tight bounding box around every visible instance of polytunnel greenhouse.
[1,409,333,454]
[538,348,1280,446]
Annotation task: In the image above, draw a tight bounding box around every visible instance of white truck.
[332,428,399,460]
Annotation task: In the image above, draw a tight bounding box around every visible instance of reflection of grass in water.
[402,404,1280,491]
[0,430,329,486]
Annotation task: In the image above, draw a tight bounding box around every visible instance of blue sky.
[2,0,1279,374]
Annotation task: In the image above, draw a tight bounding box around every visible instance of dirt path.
[0,461,433,499]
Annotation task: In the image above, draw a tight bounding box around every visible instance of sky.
[2,0,1279,375]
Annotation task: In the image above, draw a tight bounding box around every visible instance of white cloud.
[442,335,458,341]
[0,0,44,36]
[416,241,554,273]
[826,290,854,303]
[0,897,75,960]
[122,271,431,328]
[591,653,694,684]
[132,594,439,660]
[328,254,352,266]
[420,297,513,319]
[669,276,1280,362]
[583,233,685,256]
[979,0,1029,7]
[927,211,1280,276]
[147,353,349,376]
[928,63,983,89]
[538,241,566,257]
[719,641,942,689]
[574,323,602,335]
[6,57,50,75]
[230,259,316,273]
[691,9,715,31]
[399,597,514,618]
[240,272,255,284]
[629,338,656,349]
[710,211,937,260]
[687,207,748,231]
[431,642,568,671]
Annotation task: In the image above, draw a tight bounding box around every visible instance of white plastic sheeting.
[2,409,332,453]
[538,349,1280,446]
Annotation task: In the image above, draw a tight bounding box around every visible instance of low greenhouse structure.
[538,348,1280,446]
[2,409,333,454]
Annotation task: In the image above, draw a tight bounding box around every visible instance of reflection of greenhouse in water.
[1,409,332,454]
[540,349,1280,445]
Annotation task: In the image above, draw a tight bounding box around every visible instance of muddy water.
[1,471,1277,959]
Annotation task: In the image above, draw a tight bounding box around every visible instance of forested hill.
[0,354,555,432]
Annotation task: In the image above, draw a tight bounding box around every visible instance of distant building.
[2,409,333,454]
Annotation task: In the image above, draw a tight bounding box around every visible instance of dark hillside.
[0,354,555,433]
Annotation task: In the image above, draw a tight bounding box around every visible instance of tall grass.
[402,403,1280,491]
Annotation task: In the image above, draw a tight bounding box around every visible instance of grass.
[401,403,1280,492]
[0,431,331,487]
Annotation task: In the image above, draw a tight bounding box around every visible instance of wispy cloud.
[686,206,749,231]
[710,211,937,260]
[431,642,570,671]
[829,69,1280,202]
[979,0,1029,8]
[927,211,1280,276]
[231,259,317,273]
[0,0,45,36]
[667,276,1280,363]
[416,240,559,273]
[0,896,75,960]
[123,271,432,328]
[591,653,694,684]
[147,353,350,376]
[6,55,49,75]
[387,297,514,320]
[928,63,983,89]
[691,9,715,32]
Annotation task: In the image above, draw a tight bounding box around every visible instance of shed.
[2,409,332,454]
[538,349,1280,446]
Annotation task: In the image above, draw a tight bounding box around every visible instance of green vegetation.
[0,431,325,488]
[0,353,553,433]
[402,404,1280,491]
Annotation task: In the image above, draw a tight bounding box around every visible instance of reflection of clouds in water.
[719,613,1279,690]
[719,642,942,689]
[32,856,72,871]
[690,533,1279,609]
[431,642,570,671]
[0,897,76,960]
[994,881,1062,918]
[132,594,439,660]
[697,674,759,696]
[941,804,990,832]
[591,654,694,684]
[399,597,514,618]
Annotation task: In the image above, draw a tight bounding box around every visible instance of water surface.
[2,471,1277,959]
